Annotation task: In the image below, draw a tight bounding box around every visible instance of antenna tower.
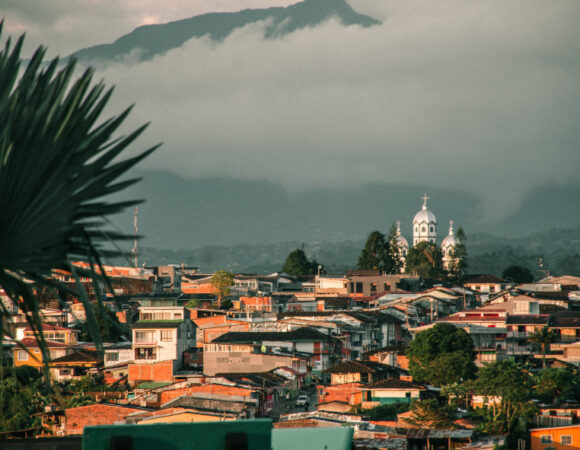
[132,206,138,267]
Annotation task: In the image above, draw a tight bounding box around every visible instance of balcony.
[506,331,529,339]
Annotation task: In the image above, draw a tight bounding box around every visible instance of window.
[421,226,426,233]
[540,435,552,444]
[161,330,173,342]
[430,226,434,232]
[17,350,28,361]
[406,392,411,398]
[106,352,119,362]
[135,348,156,360]
[135,331,155,343]
[356,282,363,294]
[370,283,377,294]
[174,313,182,320]
[384,283,390,292]
[561,436,572,445]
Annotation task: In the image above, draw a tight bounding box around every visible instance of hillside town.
[2,199,580,450]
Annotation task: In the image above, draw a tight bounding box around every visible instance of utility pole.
[131,206,138,268]
[537,258,550,279]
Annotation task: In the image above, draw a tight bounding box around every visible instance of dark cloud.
[4,0,579,221]
[92,1,580,220]
[1,0,296,57]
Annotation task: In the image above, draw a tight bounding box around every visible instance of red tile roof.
[24,324,78,332]
[19,337,68,348]
[365,378,425,390]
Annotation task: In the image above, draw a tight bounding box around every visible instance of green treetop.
[529,326,558,369]
[211,270,234,308]
[405,241,445,279]
[407,322,476,386]
[358,231,389,272]
[502,265,534,283]
[446,226,468,284]
[386,223,404,274]
[282,249,320,276]
[475,359,535,434]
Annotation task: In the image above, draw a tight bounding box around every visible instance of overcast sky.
[2,0,579,219]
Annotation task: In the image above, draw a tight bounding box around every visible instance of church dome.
[394,221,409,249]
[441,221,459,251]
[412,194,437,246]
[413,208,436,225]
[396,234,409,249]
[413,199,436,224]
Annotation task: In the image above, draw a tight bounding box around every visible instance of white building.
[412,194,437,246]
[441,221,460,270]
[132,306,196,371]
[394,221,409,272]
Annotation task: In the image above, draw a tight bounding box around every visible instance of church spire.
[422,193,429,210]
[448,220,454,236]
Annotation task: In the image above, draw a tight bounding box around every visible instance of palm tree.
[0,24,158,370]
[529,326,558,369]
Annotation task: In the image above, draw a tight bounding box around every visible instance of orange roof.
[368,420,398,427]
[18,337,69,348]
[128,407,190,419]
[24,324,78,333]
[194,315,247,329]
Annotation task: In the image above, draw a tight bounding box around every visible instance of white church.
[395,194,460,271]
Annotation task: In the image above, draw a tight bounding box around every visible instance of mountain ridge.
[70,0,380,64]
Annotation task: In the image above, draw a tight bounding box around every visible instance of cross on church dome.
[422,193,429,210]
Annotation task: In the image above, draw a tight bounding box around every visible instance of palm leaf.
[0,25,159,380]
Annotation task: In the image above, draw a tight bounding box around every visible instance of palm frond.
[0,26,159,380]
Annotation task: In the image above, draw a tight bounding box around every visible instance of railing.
[506,331,529,339]
[536,415,573,427]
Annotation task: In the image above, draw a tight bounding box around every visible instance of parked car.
[296,395,309,406]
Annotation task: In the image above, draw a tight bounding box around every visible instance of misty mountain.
[70,0,379,64]
[111,169,579,249]
[107,169,580,275]
[497,182,580,237]
[111,169,486,250]
[133,227,580,277]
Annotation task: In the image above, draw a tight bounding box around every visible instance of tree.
[407,323,476,386]
[282,249,319,276]
[358,231,389,272]
[446,227,468,284]
[529,326,558,369]
[186,298,202,308]
[475,359,536,434]
[405,241,445,279]
[502,265,534,284]
[211,270,234,308]
[386,223,404,274]
[534,367,580,404]
[403,399,457,429]
[0,28,157,366]
[365,402,409,421]
[220,298,233,310]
